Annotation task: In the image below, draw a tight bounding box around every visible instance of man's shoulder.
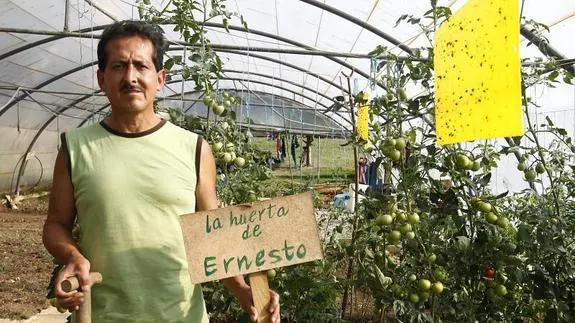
[64,122,103,139]
[164,121,202,140]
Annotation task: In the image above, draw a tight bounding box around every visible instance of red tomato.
[483,266,496,279]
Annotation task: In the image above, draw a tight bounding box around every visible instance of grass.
[253,137,355,185]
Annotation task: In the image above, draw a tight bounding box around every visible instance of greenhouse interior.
[0,0,574,322]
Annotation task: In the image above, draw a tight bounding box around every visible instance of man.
[43,20,280,322]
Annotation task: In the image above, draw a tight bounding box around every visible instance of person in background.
[358,157,367,184]
[42,20,279,322]
[290,134,299,167]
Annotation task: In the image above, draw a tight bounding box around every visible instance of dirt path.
[0,211,54,320]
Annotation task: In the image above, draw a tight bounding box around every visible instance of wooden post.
[248,271,271,323]
[61,272,103,323]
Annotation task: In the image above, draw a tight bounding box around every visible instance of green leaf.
[189,33,200,44]
[368,45,386,57]
[182,68,191,79]
[547,70,559,82]
[374,265,392,289]
[240,15,249,30]
[164,58,174,71]
[223,18,230,32]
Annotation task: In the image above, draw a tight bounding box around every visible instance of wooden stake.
[248,271,271,323]
[62,272,103,323]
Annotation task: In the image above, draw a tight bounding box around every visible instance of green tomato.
[419,291,430,301]
[494,284,508,296]
[266,269,276,279]
[394,137,406,150]
[485,212,498,224]
[407,213,420,224]
[427,254,437,263]
[202,95,213,106]
[395,212,407,222]
[384,137,397,148]
[418,279,431,291]
[517,162,526,171]
[431,282,444,294]
[409,274,417,282]
[497,216,510,229]
[408,293,419,304]
[455,154,472,170]
[389,149,401,161]
[405,231,416,240]
[212,141,223,152]
[477,201,492,213]
[376,214,393,226]
[234,157,246,167]
[535,163,545,174]
[398,223,412,235]
[213,104,225,116]
[221,152,232,163]
[433,268,447,282]
[388,230,401,243]
[225,142,235,152]
[525,169,537,182]
[471,160,481,171]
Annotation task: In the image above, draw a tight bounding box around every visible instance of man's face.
[97,36,165,114]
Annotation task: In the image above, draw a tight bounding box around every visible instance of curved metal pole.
[174,88,352,132]
[0,61,98,118]
[164,69,336,106]
[298,0,414,55]
[0,21,382,120]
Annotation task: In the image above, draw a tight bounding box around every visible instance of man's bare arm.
[194,139,254,305]
[43,147,81,265]
[43,147,91,311]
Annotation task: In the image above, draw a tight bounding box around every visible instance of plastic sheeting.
[0,0,574,193]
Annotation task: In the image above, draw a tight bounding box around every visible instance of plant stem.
[340,71,359,319]
[522,90,561,218]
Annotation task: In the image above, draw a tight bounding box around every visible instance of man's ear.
[97,70,106,93]
[157,68,166,88]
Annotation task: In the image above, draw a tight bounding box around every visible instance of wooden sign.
[180,191,323,283]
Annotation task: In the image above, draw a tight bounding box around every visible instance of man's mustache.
[120,84,143,92]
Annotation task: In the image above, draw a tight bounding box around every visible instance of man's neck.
[104,110,161,134]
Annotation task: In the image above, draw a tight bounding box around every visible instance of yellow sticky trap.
[356,92,369,149]
[434,0,523,145]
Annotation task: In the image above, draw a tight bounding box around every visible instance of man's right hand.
[53,253,91,312]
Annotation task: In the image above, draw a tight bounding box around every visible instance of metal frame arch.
[163,69,336,106]
[0,61,98,118]
[174,88,352,133]
[0,20,384,120]
[297,0,413,55]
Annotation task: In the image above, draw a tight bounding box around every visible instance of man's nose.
[123,64,138,83]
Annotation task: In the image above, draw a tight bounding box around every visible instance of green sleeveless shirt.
[63,120,209,322]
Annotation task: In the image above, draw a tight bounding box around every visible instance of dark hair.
[97,20,166,71]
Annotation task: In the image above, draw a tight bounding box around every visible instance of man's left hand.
[237,287,280,322]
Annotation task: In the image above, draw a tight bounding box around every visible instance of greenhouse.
[0,0,574,322]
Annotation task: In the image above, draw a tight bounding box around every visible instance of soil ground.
[0,195,53,320]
